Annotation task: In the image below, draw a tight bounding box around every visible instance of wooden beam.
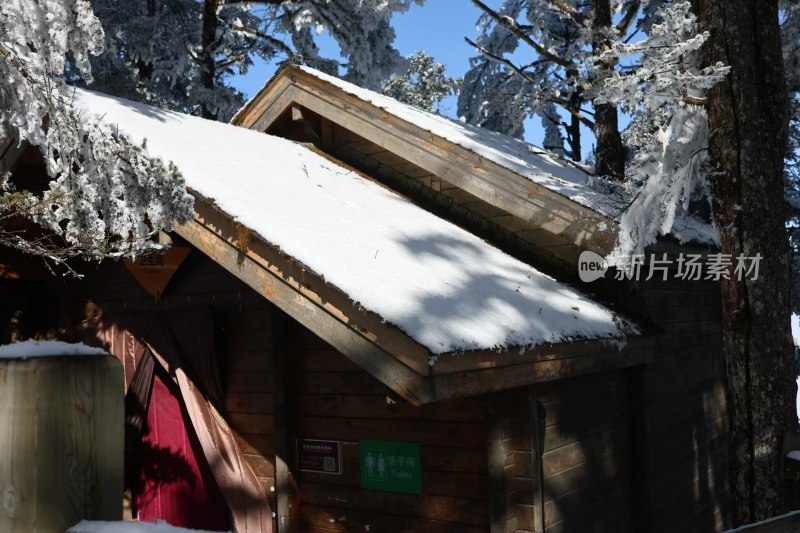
[487,394,511,533]
[272,309,297,531]
[427,337,655,402]
[320,117,332,149]
[189,194,432,376]
[233,75,296,132]
[233,67,616,257]
[528,389,546,533]
[176,214,433,406]
[431,335,657,375]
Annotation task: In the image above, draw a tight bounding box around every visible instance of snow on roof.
[286,66,717,247]
[68,520,229,533]
[291,65,609,213]
[0,340,109,359]
[73,88,637,355]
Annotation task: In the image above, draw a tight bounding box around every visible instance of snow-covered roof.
[240,65,716,247]
[73,88,636,355]
[0,340,108,359]
[265,65,608,212]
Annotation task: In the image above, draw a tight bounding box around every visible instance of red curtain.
[89,309,273,533]
[137,370,230,530]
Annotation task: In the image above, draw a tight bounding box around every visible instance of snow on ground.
[0,340,108,359]
[73,89,637,355]
[68,520,229,533]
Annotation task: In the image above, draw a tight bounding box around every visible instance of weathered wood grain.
[0,356,123,532]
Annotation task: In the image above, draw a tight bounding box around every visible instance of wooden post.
[528,388,546,533]
[627,365,653,531]
[320,117,333,149]
[0,355,124,532]
[487,394,511,533]
[272,309,298,532]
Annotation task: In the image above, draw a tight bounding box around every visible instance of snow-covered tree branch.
[593,2,729,264]
[381,51,461,113]
[0,0,194,271]
[84,0,422,121]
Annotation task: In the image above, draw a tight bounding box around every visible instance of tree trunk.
[200,0,219,120]
[135,0,156,83]
[591,0,626,178]
[565,66,583,162]
[566,111,581,162]
[692,0,796,524]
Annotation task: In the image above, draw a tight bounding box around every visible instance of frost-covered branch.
[470,0,573,67]
[543,0,588,26]
[0,0,194,271]
[86,0,420,120]
[594,2,729,263]
[381,51,461,113]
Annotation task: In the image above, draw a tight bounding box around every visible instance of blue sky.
[228,1,554,150]
[229,1,482,108]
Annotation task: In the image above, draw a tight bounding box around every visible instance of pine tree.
[595,2,729,260]
[381,50,461,113]
[458,0,659,177]
[601,0,796,520]
[84,0,421,121]
[692,0,795,521]
[0,0,194,271]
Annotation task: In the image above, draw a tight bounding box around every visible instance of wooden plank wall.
[638,274,730,532]
[290,326,490,533]
[517,372,635,533]
[295,114,731,531]
[509,275,728,533]
[32,233,728,533]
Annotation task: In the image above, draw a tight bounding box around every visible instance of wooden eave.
[232,65,618,257]
[0,126,652,406]
[179,192,653,405]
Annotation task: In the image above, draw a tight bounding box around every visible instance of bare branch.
[544,0,587,25]
[465,37,595,130]
[616,0,641,35]
[469,0,573,68]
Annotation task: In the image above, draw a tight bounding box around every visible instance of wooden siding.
[506,372,635,533]
[289,326,491,533]
[8,216,728,533]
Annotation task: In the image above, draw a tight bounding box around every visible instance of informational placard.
[296,439,342,475]
[359,439,421,494]
[123,246,190,299]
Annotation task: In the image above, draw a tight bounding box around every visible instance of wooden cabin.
[0,65,729,532]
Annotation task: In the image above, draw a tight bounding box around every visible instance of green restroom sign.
[359,440,421,494]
